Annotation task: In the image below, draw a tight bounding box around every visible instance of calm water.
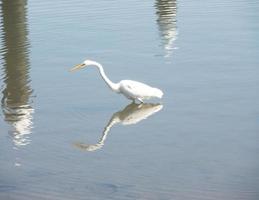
[0,0,259,199]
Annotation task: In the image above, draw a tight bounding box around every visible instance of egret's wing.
[120,80,155,98]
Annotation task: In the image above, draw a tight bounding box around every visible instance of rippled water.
[0,0,258,199]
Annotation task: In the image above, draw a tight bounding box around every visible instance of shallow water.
[0,0,259,199]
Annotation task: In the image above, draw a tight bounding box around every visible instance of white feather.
[71,60,164,102]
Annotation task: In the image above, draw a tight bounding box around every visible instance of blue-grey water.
[0,0,259,199]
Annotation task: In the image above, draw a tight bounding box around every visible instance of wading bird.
[70,60,163,103]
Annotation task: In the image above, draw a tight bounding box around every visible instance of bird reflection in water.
[0,0,34,148]
[74,103,163,152]
[155,0,177,57]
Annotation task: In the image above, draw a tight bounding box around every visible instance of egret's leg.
[137,98,144,104]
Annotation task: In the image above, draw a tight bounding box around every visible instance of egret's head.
[70,59,98,72]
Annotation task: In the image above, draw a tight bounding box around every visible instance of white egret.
[74,102,163,151]
[70,60,163,103]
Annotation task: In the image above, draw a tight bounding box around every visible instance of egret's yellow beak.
[70,63,86,72]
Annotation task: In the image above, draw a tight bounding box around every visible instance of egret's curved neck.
[93,62,119,92]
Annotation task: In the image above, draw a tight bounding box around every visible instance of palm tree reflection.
[155,0,177,57]
[0,0,34,147]
[74,103,163,152]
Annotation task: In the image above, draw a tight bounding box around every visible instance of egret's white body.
[71,60,163,102]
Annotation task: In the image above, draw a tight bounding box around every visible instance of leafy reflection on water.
[0,0,34,148]
[155,0,177,57]
[75,103,163,152]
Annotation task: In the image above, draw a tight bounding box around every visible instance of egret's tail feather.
[153,88,163,98]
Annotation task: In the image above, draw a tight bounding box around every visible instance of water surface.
[0,0,259,199]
